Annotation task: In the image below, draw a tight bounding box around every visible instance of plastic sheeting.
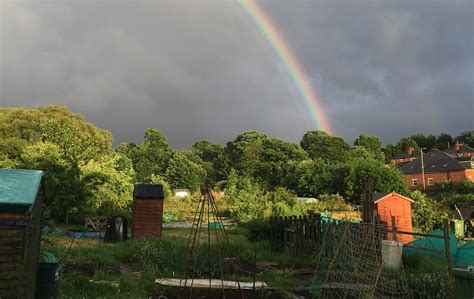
[404,229,474,267]
[0,168,44,213]
[455,241,474,268]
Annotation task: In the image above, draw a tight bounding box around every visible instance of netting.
[314,222,410,298]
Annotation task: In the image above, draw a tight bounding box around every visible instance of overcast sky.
[1,0,473,148]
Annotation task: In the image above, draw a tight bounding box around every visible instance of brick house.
[445,143,474,158]
[390,147,420,166]
[397,150,474,190]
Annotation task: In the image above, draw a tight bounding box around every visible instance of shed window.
[427,178,434,186]
[412,179,418,186]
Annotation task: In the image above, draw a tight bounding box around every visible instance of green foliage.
[244,218,271,242]
[300,131,351,163]
[150,174,172,198]
[283,159,332,198]
[411,191,448,231]
[348,159,408,203]
[353,134,385,162]
[20,141,87,221]
[165,151,204,192]
[125,129,172,183]
[82,153,135,216]
[224,170,269,223]
[308,194,353,212]
[225,130,267,176]
[395,138,419,154]
[409,134,437,151]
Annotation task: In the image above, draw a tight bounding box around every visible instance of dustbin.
[381,240,403,270]
[36,263,59,299]
[454,267,474,299]
[451,219,465,238]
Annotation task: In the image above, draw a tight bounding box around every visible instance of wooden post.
[391,216,397,241]
[443,219,453,291]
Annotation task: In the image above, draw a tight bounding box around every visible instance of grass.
[42,226,313,298]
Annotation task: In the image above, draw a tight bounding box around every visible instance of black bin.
[36,263,58,299]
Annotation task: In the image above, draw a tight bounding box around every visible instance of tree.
[256,137,308,188]
[225,131,267,176]
[283,159,332,197]
[224,170,269,223]
[81,153,135,216]
[409,134,436,150]
[165,151,204,192]
[347,159,408,204]
[354,134,382,154]
[191,140,226,184]
[127,129,172,183]
[436,133,453,150]
[411,191,448,231]
[300,131,351,163]
[454,131,474,147]
[20,142,87,223]
[395,138,419,154]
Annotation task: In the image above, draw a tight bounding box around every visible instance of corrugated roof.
[0,168,44,214]
[397,151,467,174]
[134,184,164,199]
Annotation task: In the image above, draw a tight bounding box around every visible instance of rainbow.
[237,0,333,134]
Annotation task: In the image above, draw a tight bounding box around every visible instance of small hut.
[0,169,44,299]
[132,184,165,239]
[373,192,414,244]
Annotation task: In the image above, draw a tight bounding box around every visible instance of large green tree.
[165,151,204,192]
[225,131,267,176]
[300,131,351,163]
[353,134,385,162]
[124,129,172,183]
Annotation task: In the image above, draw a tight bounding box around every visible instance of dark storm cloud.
[1,0,472,147]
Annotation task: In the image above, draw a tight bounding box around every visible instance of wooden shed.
[374,192,414,244]
[132,184,165,239]
[0,169,44,299]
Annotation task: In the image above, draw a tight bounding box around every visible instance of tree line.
[0,106,472,224]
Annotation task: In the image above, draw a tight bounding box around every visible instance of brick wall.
[132,198,163,239]
[405,170,471,190]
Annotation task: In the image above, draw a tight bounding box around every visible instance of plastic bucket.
[36,263,59,299]
[381,240,404,270]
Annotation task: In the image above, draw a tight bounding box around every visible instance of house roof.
[0,168,44,214]
[373,192,414,203]
[445,144,474,155]
[397,150,468,174]
[391,151,420,160]
[134,184,164,199]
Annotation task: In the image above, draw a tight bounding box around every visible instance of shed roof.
[0,168,44,213]
[134,184,164,199]
[373,192,414,204]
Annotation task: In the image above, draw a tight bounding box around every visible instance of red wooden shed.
[374,192,414,244]
[132,184,165,239]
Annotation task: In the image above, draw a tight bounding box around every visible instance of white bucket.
[381,240,404,270]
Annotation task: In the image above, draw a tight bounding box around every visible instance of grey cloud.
[1,0,472,148]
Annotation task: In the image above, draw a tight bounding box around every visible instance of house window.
[427,178,434,186]
[412,179,418,186]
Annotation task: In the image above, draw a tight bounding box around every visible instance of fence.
[269,213,348,257]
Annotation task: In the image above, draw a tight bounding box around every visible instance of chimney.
[455,142,462,152]
[408,147,414,156]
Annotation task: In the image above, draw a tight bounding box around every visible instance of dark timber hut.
[0,169,44,299]
[132,184,164,239]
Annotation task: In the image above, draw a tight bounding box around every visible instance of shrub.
[244,218,271,242]
[411,191,448,231]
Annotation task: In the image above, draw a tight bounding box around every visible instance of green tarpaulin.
[0,168,44,214]
[404,229,474,267]
[456,241,474,268]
